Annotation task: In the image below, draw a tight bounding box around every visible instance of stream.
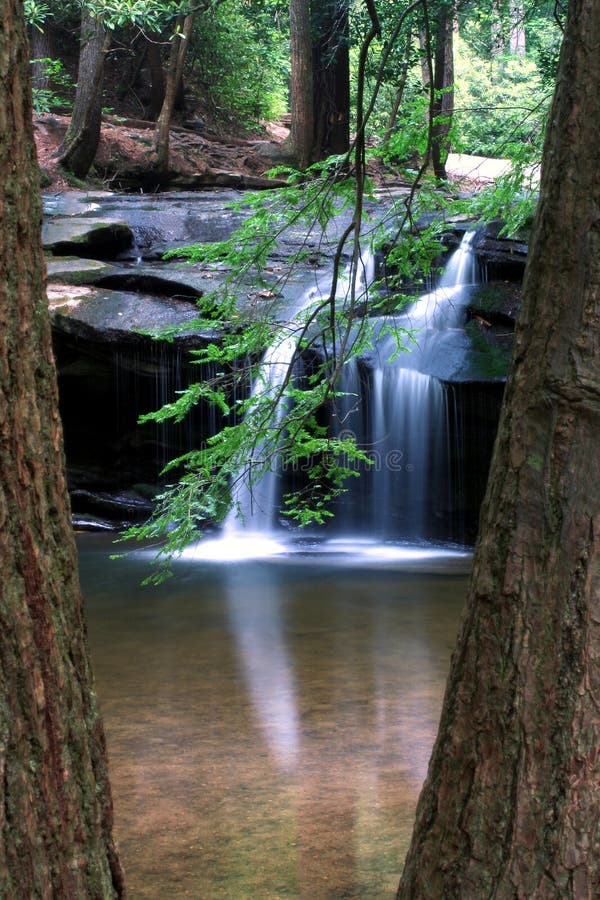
[80,534,470,899]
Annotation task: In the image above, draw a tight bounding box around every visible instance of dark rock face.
[54,329,223,513]
[474,219,529,282]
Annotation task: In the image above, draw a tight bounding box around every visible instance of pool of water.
[79,534,470,898]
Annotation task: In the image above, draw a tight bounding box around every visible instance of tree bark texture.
[397,0,600,896]
[29,21,55,93]
[289,0,314,169]
[57,11,109,179]
[0,2,124,896]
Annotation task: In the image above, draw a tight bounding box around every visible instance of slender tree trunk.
[509,1,526,56]
[0,2,124,896]
[153,11,195,173]
[397,0,600,895]
[384,26,413,143]
[56,11,109,179]
[491,0,506,55]
[431,3,454,180]
[289,0,314,169]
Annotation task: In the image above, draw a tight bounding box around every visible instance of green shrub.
[453,36,550,157]
[189,2,288,129]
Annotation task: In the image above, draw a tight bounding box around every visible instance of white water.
[186,231,478,561]
[222,249,375,536]
[332,231,477,541]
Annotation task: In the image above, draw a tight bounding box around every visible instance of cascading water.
[223,251,375,536]
[332,231,478,541]
[188,230,478,560]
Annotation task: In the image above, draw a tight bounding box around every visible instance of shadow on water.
[80,534,470,899]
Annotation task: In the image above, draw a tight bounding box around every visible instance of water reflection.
[79,535,469,898]
[224,568,300,772]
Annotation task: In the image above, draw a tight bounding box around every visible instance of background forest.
[27,0,563,183]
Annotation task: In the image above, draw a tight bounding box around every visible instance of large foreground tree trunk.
[0,2,124,896]
[57,10,109,179]
[397,0,600,895]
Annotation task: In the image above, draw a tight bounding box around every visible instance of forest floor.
[34,114,296,192]
[34,115,505,195]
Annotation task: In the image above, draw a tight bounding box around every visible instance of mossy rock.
[42,217,133,259]
[466,280,521,325]
[46,257,118,285]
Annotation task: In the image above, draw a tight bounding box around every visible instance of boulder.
[48,284,207,345]
[46,257,119,285]
[42,217,133,259]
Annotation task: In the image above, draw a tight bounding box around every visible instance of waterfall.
[224,250,375,535]
[189,229,478,558]
[332,230,478,541]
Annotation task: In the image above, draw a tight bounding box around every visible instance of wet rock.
[49,284,207,345]
[46,256,119,285]
[73,516,120,532]
[42,190,115,217]
[70,489,154,526]
[42,217,133,259]
[465,280,521,326]
[473,220,529,280]
[94,268,205,300]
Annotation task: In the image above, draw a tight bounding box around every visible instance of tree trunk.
[289,0,314,169]
[0,3,124,896]
[491,0,506,55]
[153,11,195,173]
[509,1,526,56]
[29,20,55,93]
[56,11,109,179]
[312,0,350,158]
[397,0,600,895]
[431,3,454,180]
[146,36,166,120]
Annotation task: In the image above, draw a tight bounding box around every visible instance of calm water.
[79,535,470,899]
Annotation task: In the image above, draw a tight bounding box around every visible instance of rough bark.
[397,0,600,896]
[56,10,109,179]
[29,20,55,93]
[289,0,314,169]
[0,2,124,897]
